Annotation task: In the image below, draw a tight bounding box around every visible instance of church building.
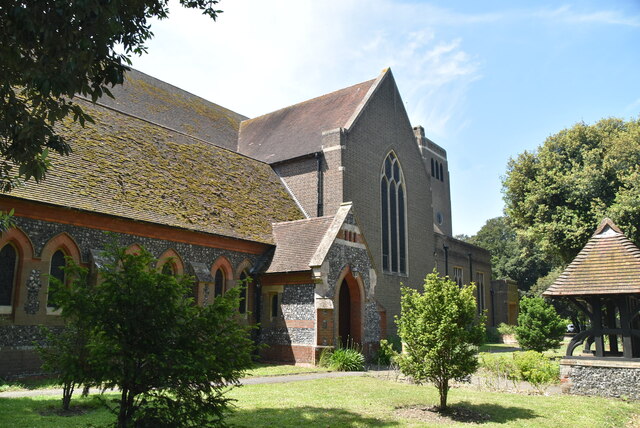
[0,68,494,376]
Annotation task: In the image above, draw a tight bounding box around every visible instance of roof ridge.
[77,95,271,167]
[125,68,248,120]
[273,215,335,226]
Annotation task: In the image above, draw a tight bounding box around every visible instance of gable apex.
[343,67,392,131]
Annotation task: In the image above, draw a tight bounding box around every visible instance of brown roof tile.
[266,216,335,273]
[544,218,640,296]
[237,78,378,164]
[8,99,303,244]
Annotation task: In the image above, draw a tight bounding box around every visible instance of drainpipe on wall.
[316,152,324,217]
[443,244,449,276]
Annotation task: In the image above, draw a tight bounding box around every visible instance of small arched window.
[214,269,224,298]
[381,152,407,274]
[48,249,66,309]
[238,271,248,314]
[0,244,18,311]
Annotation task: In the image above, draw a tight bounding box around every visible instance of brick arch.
[125,243,143,255]
[41,232,81,264]
[156,248,184,276]
[334,264,364,346]
[0,226,34,260]
[234,258,253,281]
[211,256,233,292]
[0,227,34,313]
[41,233,82,314]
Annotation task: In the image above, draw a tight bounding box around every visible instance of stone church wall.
[0,215,263,378]
[342,73,435,336]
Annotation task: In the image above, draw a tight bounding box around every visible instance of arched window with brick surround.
[48,249,67,310]
[0,244,18,313]
[381,152,407,274]
[214,269,224,298]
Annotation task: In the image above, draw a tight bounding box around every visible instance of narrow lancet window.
[380,152,407,274]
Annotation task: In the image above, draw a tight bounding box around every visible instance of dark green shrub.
[484,327,501,344]
[515,296,566,352]
[374,339,399,366]
[317,348,333,368]
[328,348,365,371]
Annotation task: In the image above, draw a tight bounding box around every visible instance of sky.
[129,0,640,236]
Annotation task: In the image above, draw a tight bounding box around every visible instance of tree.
[396,271,485,410]
[503,117,640,266]
[45,244,253,427]
[0,0,221,191]
[467,216,551,290]
[515,296,566,353]
[38,258,94,411]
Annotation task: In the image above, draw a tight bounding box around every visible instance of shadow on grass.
[0,395,112,426]
[229,405,399,427]
[454,400,538,424]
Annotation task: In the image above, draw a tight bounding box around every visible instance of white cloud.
[534,5,640,27]
[130,0,484,139]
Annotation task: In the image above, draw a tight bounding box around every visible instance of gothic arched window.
[214,268,224,298]
[48,249,66,309]
[0,244,18,310]
[381,152,407,274]
[238,271,248,314]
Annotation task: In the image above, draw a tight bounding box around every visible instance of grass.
[244,363,331,378]
[1,376,638,427]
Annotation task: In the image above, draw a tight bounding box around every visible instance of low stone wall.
[560,358,640,399]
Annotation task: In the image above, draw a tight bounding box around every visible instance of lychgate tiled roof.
[544,218,640,296]
[97,69,247,150]
[237,75,381,164]
[9,99,303,244]
[266,216,335,273]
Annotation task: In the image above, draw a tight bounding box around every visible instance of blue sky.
[130,0,640,236]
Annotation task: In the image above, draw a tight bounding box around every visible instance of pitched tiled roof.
[97,69,247,150]
[237,77,379,164]
[544,219,640,296]
[9,99,303,244]
[266,216,335,273]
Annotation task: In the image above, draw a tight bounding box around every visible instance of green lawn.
[244,363,331,377]
[1,376,638,427]
[480,337,582,359]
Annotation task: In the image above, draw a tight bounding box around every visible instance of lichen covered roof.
[237,78,377,164]
[9,99,303,244]
[267,216,335,273]
[97,69,247,150]
[544,219,640,296]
